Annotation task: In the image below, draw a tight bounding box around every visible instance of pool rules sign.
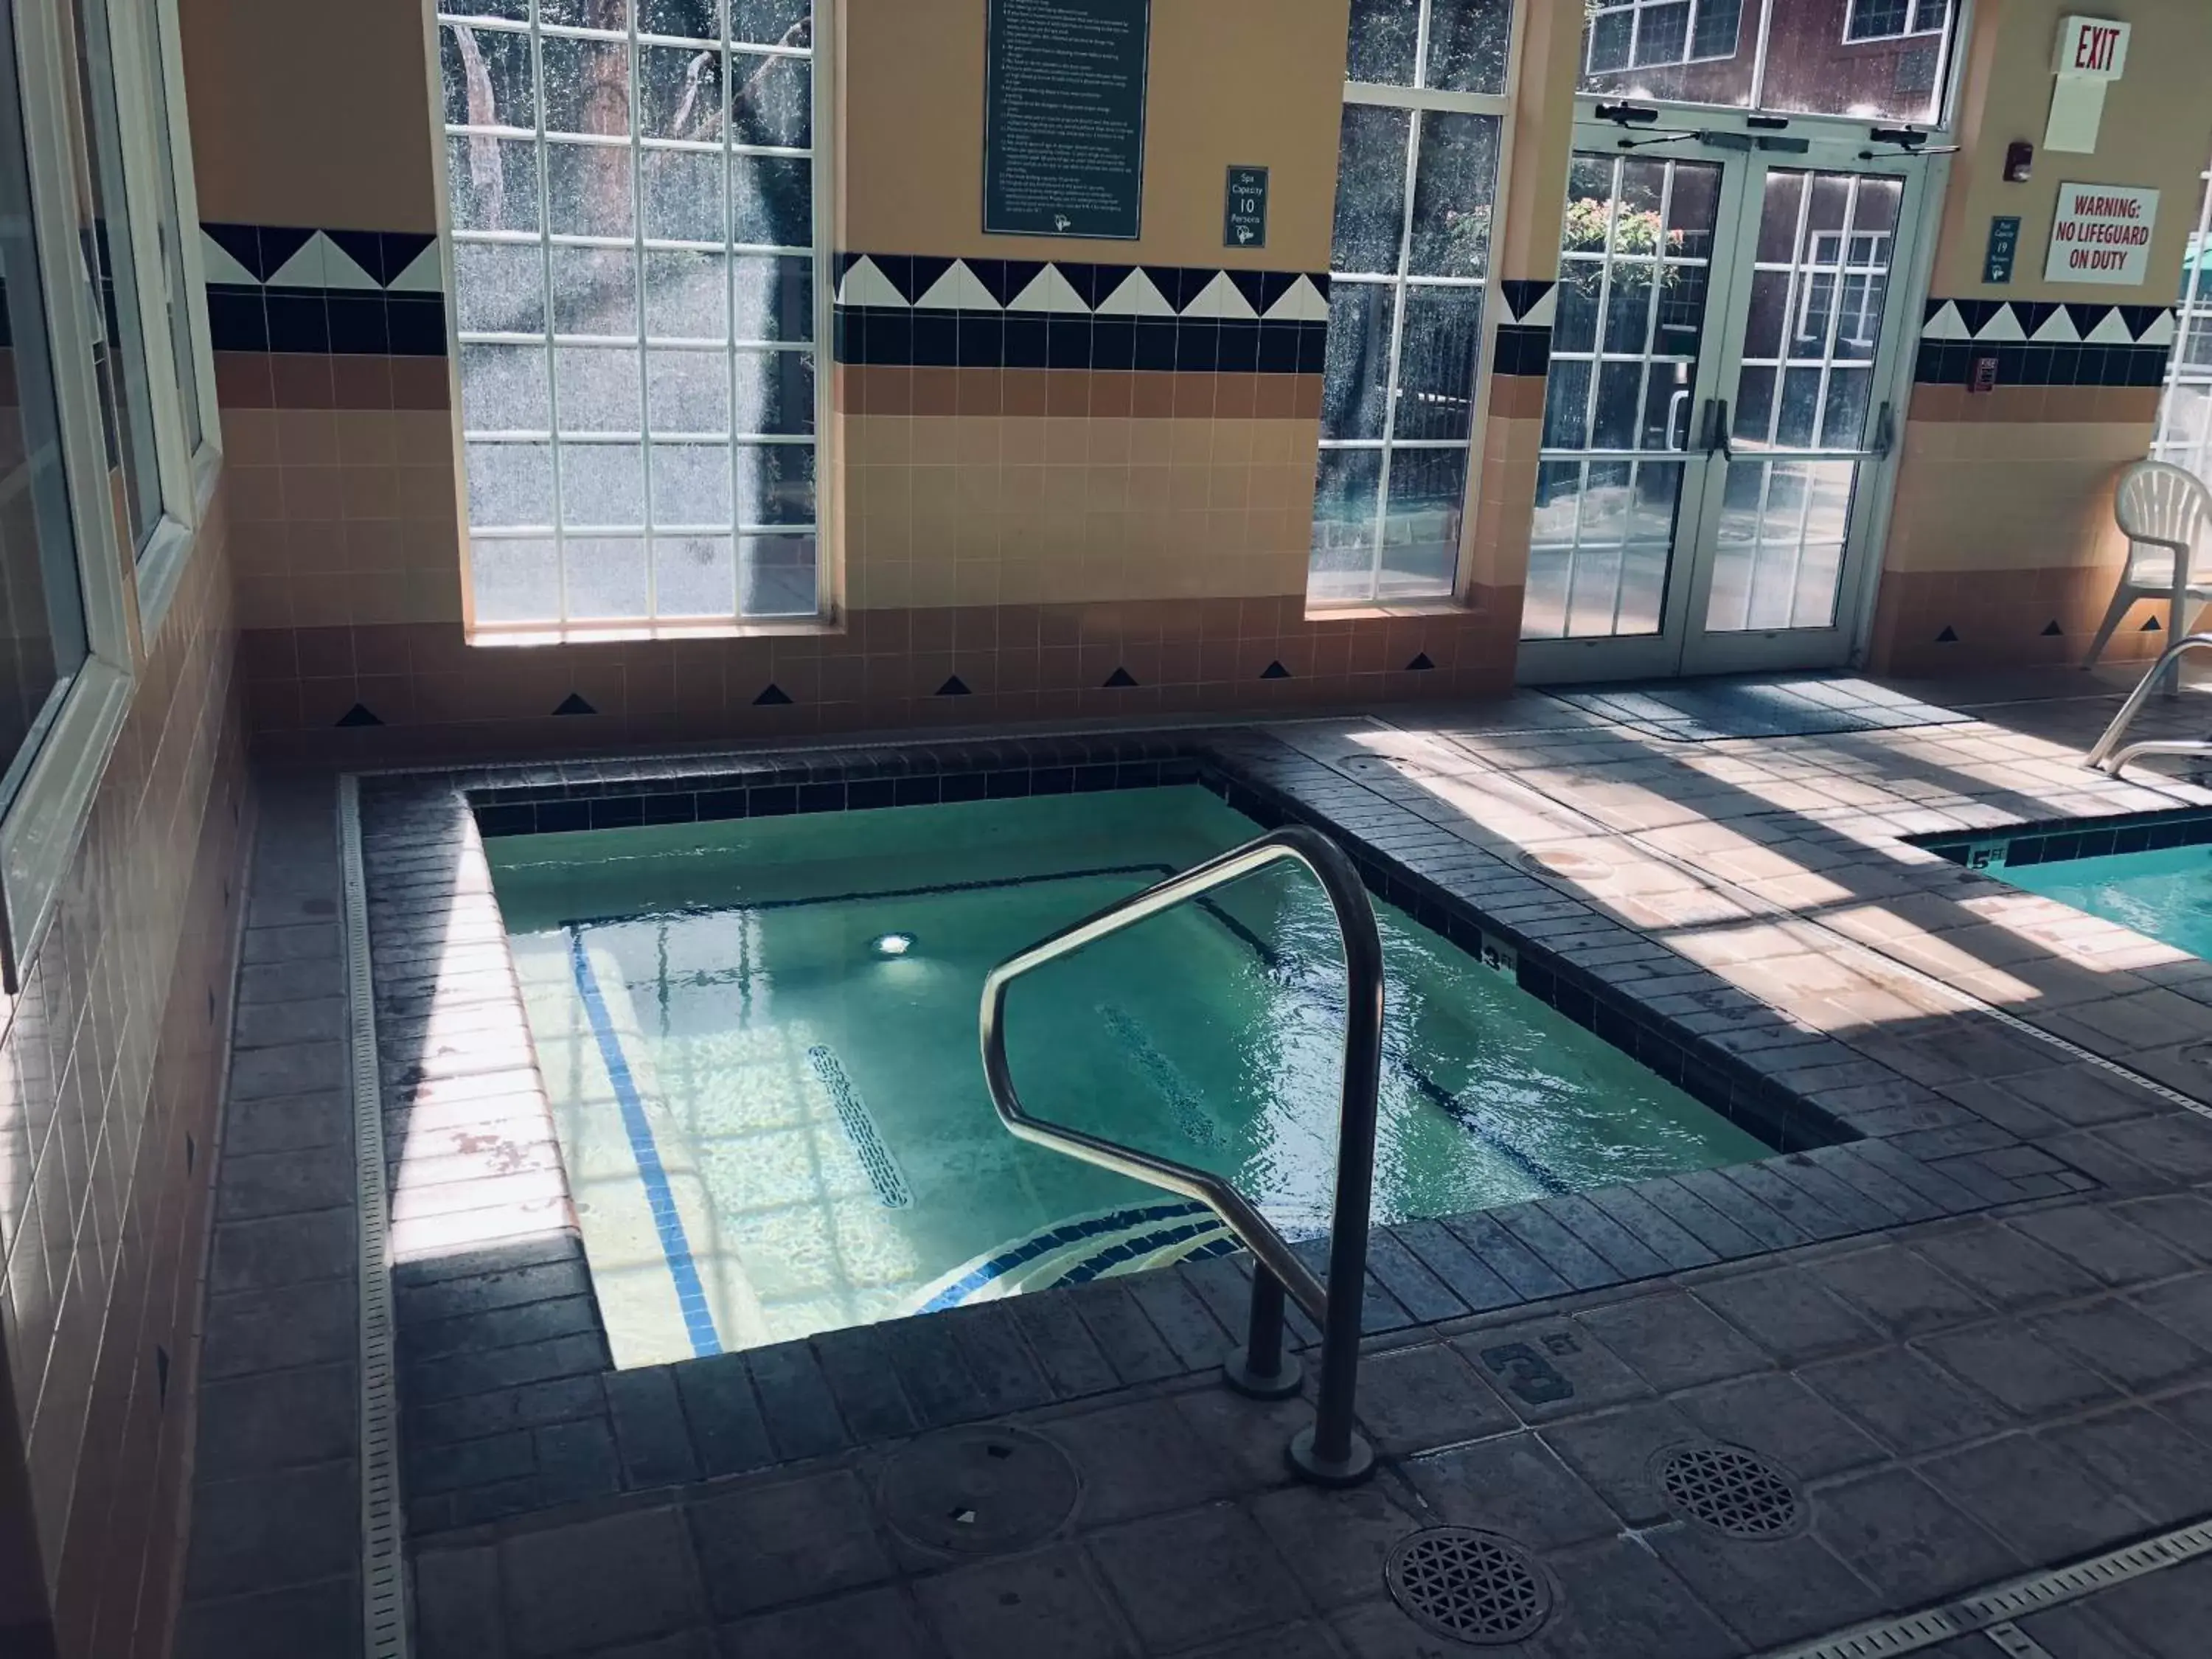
[2045,183,2158,285]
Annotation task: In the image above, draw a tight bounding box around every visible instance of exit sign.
[2055,15,2129,79]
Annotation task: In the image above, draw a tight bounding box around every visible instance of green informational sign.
[1225,165,1268,249]
[983,0,1151,240]
[1985,215,2022,284]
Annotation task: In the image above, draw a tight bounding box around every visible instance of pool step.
[909,1200,1237,1313]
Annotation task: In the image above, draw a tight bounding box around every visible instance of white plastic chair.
[2084,459,2212,674]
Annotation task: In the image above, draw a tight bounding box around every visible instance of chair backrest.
[2115,459,2212,560]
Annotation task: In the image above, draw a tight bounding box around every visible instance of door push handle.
[1666,389,1693,451]
[1870,400,1896,459]
[1700,397,1733,461]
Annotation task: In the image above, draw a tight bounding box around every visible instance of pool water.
[2000,841,2212,960]
[487,786,1769,1366]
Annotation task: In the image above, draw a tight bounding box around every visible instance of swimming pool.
[487,785,1770,1367]
[1997,840,2212,961]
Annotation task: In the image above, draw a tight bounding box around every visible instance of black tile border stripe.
[462,733,1854,1157]
[1915,804,2212,872]
[207,283,447,358]
[832,307,1326,374]
[1493,323,1551,378]
[1913,338,2169,389]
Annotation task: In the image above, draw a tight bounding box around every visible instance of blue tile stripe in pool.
[1057,1219,1239,1285]
[567,930,723,1359]
[915,1199,1214,1312]
[805,1045,912,1208]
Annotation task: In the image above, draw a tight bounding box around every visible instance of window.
[1796,230,1891,350]
[131,0,206,458]
[2152,159,2212,487]
[1844,0,1949,44]
[438,0,827,636]
[0,0,216,987]
[1583,0,1742,77]
[1311,0,1512,607]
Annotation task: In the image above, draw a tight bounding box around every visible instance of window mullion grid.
[1370,107,1424,603]
[2157,165,2212,479]
[1744,166,1817,629]
[628,0,655,622]
[724,1,741,619]
[529,0,569,627]
[1413,0,1433,90]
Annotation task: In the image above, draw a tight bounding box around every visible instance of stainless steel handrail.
[2086,632,2212,773]
[979,824,1385,1486]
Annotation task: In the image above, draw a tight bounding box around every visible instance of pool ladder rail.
[979,824,1385,1487]
[2085,631,2212,777]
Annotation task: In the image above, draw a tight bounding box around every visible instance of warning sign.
[2044,181,2159,285]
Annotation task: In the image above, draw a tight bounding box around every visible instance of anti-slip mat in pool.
[1546,675,1972,742]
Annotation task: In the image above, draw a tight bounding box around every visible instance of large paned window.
[2152,159,2212,487]
[0,0,216,985]
[1579,0,1959,125]
[439,0,827,636]
[1310,0,1513,608]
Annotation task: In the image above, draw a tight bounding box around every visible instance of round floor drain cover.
[1385,1528,1552,1646]
[1654,1443,1805,1539]
[876,1425,1079,1556]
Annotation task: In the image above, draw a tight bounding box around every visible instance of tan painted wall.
[179,0,439,230]
[838,0,1350,267]
[1934,0,2212,302]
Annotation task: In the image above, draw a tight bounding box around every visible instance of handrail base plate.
[1288,1424,1377,1488]
[1222,1349,1305,1400]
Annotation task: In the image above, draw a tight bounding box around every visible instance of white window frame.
[0,0,156,990]
[1842,0,1951,46]
[2152,159,2212,487]
[426,0,838,644]
[1311,0,1523,611]
[102,0,223,643]
[1582,0,1743,78]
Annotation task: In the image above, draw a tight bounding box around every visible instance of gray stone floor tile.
[2132,1273,2212,1350]
[217,1144,355,1221]
[2042,1405,2212,1525]
[1916,1324,2121,1418]
[1692,1267,1885,1363]
[574,1633,714,1659]
[1452,1318,1655,1424]
[1800,1347,2011,1454]
[2080,1555,2212,1659]
[1087,1503,1308,1652]
[1573,1292,1773,1391]
[1040,1397,1242,1526]
[605,1366,699,1489]
[222,1090,354,1156]
[1911,1226,2108,1311]
[1543,1532,1747,1658]
[745,1341,849,1462]
[913,1545,1130,1659]
[714,1587,938,1659]
[1329,1594,1573,1659]
[2016,1599,2169,1659]
[234,995,348,1049]
[2156,1381,2212,1447]
[500,1506,705,1658]
[1351,1340,1515,1455]
[1177,1621,1342,1659]
[1670,1373,1887,1480]
[1538,1401,1702,1526]
[174,1575,362,1659]
[183,1461,360,1600]
[672,1352,774,1478]
[809,1323,922,1442]
[1170,1386,1315,1492]
[1245,1481,1425,1610]
[2007,1206,2196,1287]
[413,1544,504,1659]
[1811,1467,2023,1606]
[195,1363,357,1475]
[1405,1433,1617,1551]
[1644,1523,1886,1650]
[686,1467,892,1619]
[2115,1194,2212,1262]
[1811,1244,1991,1336]
[2039,1298,2209,1390]
[1916,1435,2154,1561]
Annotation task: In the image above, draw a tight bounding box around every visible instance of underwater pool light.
[872,933,916,956]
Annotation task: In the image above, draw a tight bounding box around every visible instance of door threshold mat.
[1545,675,1973,741]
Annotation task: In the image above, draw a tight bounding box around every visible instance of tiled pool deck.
[176,671,2212,1658]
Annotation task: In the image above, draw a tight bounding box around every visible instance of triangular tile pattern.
[1405,653,1436,671]
[1260,661,1291,680]
[936,675,971,697]
[754,684,793,706]
[1103,667,1138,687]
[2143,615,2163,631]
[335,703,384,727]
[2042,619,2065,637]
[201,222,445,295]
[200,229,259,287]
[1935,626,1959,644]
[830,252,1336,324]
[1500,280,1557,325]
[552,692,597,715]
[1921,297,2178,346]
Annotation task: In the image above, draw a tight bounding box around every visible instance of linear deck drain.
[876,1425,1079,1556]
[1655,1443,1806,1540]
[1385,1528,1553,1646]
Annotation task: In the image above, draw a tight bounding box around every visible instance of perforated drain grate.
[1385,1528,1553,1646]
[876,1425,1079,1556]
[1655,1443,1805,1539]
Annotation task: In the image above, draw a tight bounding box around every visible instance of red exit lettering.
[2074,24,2119,72]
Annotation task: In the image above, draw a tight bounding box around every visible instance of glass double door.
[1517,124,1927,682]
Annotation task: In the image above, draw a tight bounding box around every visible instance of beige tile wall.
[0,481,252,1657]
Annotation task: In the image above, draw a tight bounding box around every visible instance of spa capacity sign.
[2045,182,2159,285]
[984,0,1152,240]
